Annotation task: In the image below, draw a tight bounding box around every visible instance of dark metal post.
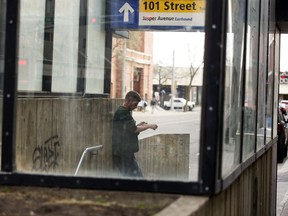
[1,0,19,171]
[199,0,227,194]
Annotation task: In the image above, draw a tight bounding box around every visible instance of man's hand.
[150,124,158,130]
[137,122,147,126]
[135,122,158,133]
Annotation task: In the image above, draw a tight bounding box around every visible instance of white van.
[280,100,288,108]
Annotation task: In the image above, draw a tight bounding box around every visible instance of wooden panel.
[212,192,225,216]
[33,99,54,172]
[232,179,240,216]
[137,134,189,180]
[69,99,85,173]
[52,99,66,173]
[79,99,99,176]
[224,186,231,216]
[182,147,275,216]
[16,99,37,171]
[99,98,113,172]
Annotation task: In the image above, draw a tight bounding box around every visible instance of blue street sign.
[109,0,205,31]
[110,0,139,29]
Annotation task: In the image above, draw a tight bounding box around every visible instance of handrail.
[74,145,103,176]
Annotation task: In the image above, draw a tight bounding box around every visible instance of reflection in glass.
[222,0,245,176]
[273,32,280,139]
[15,0,205,182]
[256,0,269,149]
[51,1,81,92]
[18,1,46,91]
[242,0,260,160]
[266,35,275,144]
[112,31,204,181]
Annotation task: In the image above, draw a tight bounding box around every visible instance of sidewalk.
[133,105,201,116]
[277,158,288,215]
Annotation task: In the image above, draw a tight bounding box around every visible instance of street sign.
[110,0,139,29]
[110,0,205,30]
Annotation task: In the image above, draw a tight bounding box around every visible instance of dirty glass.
[221,0,245,176]
[0,0,5,168]
[267,37,275,144]
[256,0,269,150]
[15,0,206,182]
[242,0,260,160]
[273,32,280,139]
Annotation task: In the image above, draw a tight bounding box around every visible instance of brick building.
[110,31,154,100]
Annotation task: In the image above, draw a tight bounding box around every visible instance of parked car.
[163,98,195,111]
[280,100,288,109]
[277,107,288,163]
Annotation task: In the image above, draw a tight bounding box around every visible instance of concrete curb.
[154,196,208,216]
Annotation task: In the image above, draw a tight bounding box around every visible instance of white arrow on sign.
[119,2,134,22]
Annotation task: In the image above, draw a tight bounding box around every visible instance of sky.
[153,32,205,67]
[153,32,288,71]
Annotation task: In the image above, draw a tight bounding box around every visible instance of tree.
[153,62,172,107]
[154,63,172,88]
[183,61,203,111]
[182,43,204,112]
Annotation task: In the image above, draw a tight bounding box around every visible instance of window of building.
[256,0,269,150]
[222,0,246,176]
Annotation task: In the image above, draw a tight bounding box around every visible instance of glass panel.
[242,0,260,160]
[17,1,46,91]
[0,0,6,167]
[256,0,269,150]
[15,0,206,182]
[51,1,80,92]
[274,31,280,139]
[221,0,246,176]
[85,0,106,93]
[268,34,275,142]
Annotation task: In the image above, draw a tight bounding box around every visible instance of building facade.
[110,31,154,100]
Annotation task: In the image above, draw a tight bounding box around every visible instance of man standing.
[150,96,157,114]
[112,91,158,177]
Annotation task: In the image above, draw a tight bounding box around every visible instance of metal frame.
[0,0,278,196]
[1,0,18,172]
[0,0,225,196]
[199,0,227,194]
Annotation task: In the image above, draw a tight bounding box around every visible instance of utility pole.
[122,39,127,98]
[171,50,175,111]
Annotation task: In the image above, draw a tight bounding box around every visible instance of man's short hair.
[125,91,141,102]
